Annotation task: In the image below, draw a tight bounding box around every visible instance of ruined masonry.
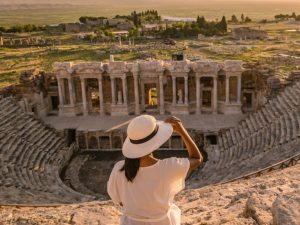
[54,60,244,116]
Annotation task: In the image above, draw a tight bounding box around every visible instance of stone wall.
[232,27,268,40]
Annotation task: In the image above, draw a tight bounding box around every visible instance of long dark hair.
[120,157,140,182]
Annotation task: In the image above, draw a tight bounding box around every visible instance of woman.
[107,115,203,225]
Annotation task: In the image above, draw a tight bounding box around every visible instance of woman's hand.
[165,116,184,134]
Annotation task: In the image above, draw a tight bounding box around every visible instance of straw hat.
[122,115,173,158]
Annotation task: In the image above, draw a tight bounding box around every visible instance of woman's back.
[108,157,190,223]
[107,115,203,225]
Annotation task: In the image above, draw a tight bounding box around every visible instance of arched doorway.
[148,88,158,107]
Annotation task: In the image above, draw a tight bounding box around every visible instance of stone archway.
[88,136,98,149]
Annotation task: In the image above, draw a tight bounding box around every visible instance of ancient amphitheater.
[0,59,299,224]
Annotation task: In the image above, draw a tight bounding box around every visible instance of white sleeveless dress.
[107,157,190,225]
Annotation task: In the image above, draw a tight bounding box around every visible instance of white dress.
[107,157,190,225]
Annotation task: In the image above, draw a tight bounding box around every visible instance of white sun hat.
[122,115,173,159]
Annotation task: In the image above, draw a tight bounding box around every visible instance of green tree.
[241,13,245,22]
[245,17,252,23]
[0,27,6,32]
[231,15,238,23]
[129,28,139,38]
[196,16,206,28]
[84,34,95,43]
[132,11,139,26]
[217,16,227,33]
[79,16,87,23]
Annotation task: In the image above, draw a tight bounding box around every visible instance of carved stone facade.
[54,60,245,116]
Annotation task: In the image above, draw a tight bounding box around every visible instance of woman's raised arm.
[165,116,203,172]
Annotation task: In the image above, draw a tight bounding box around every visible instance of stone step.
[261,107,273,123]
[241,120,250,137]
[0,103,18,117]
[276,95,290,113]
[253,112,263,129]
[217,135,224,149]
[0,109,24,128]
[238,124,246,139]
[36,130,55,147]
[17,143,33,168]
[250,114,259,131]
[225,130,234,147]
[284,87,299,106]
[281,92,294,110]
[0,98,15,111]
[279,116,286,145]
[18,120,39,136]
[269,101,281,117]
[285,113,292,142]
[2,135,19,159]
[233,128,241,144]
[6,138,23,163]
[245,117,255,133]
[290,111,298,140]
[27,129,48,146]
[257,110,267,126]
[228,129,236,146]
[24,123,45,139]
[265,104,277,120]
[269,122,276,147]
[0,134,12,153]
[221,132,229,150]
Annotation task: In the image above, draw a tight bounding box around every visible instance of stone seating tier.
[0,97,94,204]
[189,81,300,188]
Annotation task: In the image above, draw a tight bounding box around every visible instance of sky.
[0,0,299,25]
[0,0,299,4]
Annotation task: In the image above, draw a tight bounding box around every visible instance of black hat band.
[129,125,159,144]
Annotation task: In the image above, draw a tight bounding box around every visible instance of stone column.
[159,74,165,115]
[80,78,88,116]
[184,76,188,105]
[68,77,75,106]
[213,76,218,114]
[172,76,176,105]
[237,75,242,104]
[111,77,116,105]
[98,77,104,115]
[133,74,140,115]
[122,76,128,105]
[196,77,201,114]
[85,132,88,149]
[57,78,64,106]
[141,82,145,111]
[226,76,230,104]
[61,79,66,104]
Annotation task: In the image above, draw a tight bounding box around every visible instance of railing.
[217,151,300,185]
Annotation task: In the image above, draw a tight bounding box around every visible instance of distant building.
[103,19,135,30]
[85,18,106,26]
[232,27,268,40]
[61,23,81,33]
[142,23,167,33]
